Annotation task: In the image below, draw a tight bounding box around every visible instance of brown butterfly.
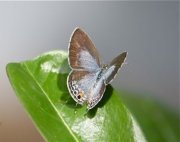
[67,28,127,110]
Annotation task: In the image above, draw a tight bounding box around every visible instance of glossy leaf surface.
[6,51,145,142]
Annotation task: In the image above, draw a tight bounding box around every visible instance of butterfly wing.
[67,70,98,105]
[68,28,101,71]
[104,52,127,84]
[87,79,106,110]
[67,70,106,109]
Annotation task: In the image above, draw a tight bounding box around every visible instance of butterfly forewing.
[69,28,101,71]
[104,52,127,84]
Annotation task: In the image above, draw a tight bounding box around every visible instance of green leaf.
[120,92,180,142]
[6,51,146,142]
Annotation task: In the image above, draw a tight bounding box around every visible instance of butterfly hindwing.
[67,70,97,104]
[87,79,106,110]
[67,70,106,109]
[69,28,101,71]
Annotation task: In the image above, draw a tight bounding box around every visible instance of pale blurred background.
[0,1,179,142]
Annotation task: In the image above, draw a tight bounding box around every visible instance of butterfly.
[67,28,127,110]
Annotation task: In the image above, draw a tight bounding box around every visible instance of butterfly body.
[67,28,127,110]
